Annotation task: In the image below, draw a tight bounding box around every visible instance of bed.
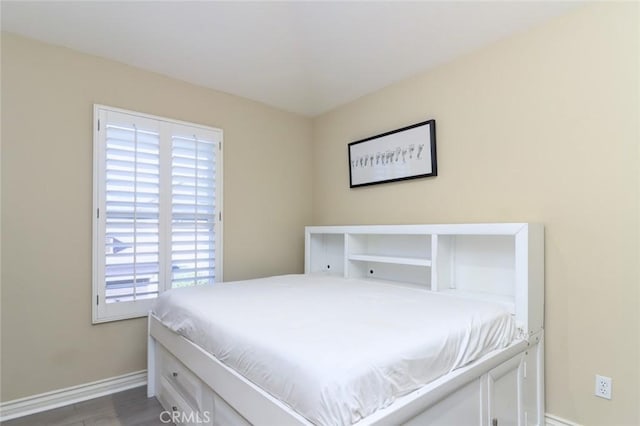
[147,223,544,426]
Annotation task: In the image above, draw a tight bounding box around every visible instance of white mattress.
[152,274,517,426]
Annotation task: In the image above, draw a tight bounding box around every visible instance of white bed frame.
[148,223,544,426]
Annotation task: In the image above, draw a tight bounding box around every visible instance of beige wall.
[0,33,313,401]
[312,3,639,425]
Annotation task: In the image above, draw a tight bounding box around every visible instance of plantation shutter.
[93,106,223,323]
[104,121,161,303]
[170,128,218,288]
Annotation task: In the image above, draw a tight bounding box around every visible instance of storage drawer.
[156,345,213,413]
[157,344,210,414]
[157,376,210,426]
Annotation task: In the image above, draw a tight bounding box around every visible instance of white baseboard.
[0,374,579,426]
[0,370,147,422]
[546,413,583,426]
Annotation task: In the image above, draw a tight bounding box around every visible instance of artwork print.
[348,120,437,188]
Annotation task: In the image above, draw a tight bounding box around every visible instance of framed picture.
[348,119,437,188]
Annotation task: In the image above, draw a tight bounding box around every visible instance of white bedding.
[152,274,517,426]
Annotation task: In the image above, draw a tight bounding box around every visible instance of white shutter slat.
[107,168,158,183]
[172,136,215,145]
[172,195,215,205]
[106,159,159,173]
[106,212,158,220]
[106,223,159,230]
[107,170,159,182]
[170,243,215,255]
[172,158,215,169]
[106,124,158,136]
[105,243,159,250]
[172,154,215,164]
[171,177,215,186]
[106,201,159,209]
[171,166,215,179]
[171,225,214,232]
[107,253,159,260]
[106,192,159,201]
[171,233,214,240]
[106,136,158,150]
[171,235,214,241]
[106,262,160,273]
[171,268,215,276]
[107,156,158,167]
[172,205,215,215]
[172,251,214,258]
[107,184,158,193]
[171,185,214,195]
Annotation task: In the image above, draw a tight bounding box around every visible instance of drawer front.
[159,347,205,412]
[157,376,211,426]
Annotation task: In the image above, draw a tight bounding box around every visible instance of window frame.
[92,104,223,324]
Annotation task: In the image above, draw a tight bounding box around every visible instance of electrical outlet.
[595,375,612,399]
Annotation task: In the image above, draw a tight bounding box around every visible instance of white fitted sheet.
[152,274,517,426]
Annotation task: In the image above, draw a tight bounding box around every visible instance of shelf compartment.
[306,233,345,275]
[347,233,431,260]
[348,254,431,267]
[348,260,431,288]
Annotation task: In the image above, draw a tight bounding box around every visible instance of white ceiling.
[1,1,583,116]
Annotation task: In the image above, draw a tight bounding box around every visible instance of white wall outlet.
[595,375,612,399]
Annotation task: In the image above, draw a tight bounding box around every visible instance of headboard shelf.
[305,223,544,336]
[348,254,432,267]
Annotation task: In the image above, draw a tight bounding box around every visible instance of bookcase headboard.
[304,223,544,336]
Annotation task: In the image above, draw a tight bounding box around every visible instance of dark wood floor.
[1,386,165,426]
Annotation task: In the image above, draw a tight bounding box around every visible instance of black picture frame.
[348,119,437,188]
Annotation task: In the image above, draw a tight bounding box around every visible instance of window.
[93,105,223,323]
